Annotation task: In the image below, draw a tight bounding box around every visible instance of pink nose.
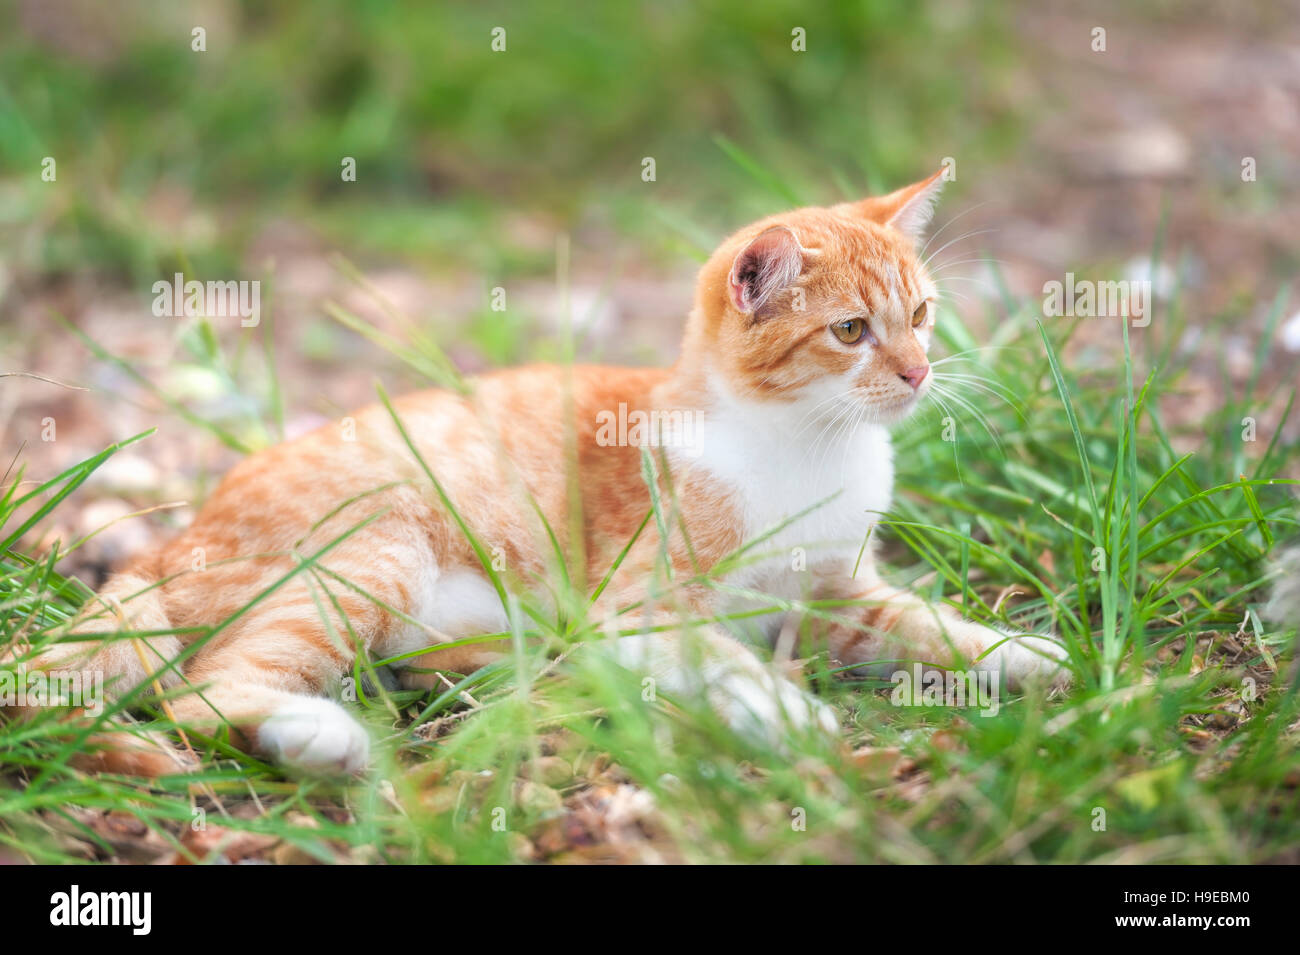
[899,365,929,390]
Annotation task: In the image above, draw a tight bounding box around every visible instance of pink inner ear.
[728,227,803,314]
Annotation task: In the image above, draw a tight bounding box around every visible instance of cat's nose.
[899,365,929,390]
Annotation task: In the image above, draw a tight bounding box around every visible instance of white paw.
[259,697,370,775]
[979,631,1072,689]
[713,669,839,746]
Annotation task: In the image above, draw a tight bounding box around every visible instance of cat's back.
[153,363,674,573]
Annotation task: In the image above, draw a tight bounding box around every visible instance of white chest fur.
[679,382,894,610]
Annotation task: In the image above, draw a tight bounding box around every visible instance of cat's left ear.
[842,168,945,241]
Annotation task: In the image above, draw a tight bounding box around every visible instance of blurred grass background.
[1,0,1022,283]
[2,0,1295,356]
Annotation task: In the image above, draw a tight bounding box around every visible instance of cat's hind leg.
[169,621,370,775]
[163,558,419,774]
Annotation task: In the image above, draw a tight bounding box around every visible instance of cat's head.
[687,170,945,425]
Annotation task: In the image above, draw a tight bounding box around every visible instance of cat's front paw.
[978,631,1072,690]
[712,669,840,747]
[258,697,370,775]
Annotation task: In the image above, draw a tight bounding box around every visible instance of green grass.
[2,227,1297,864]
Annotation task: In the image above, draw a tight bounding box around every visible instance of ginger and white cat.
[24,170,1069,774]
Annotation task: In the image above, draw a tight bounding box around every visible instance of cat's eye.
[831,318,868,345]
[911,301,929,327]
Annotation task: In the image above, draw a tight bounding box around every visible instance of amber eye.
[831,318,868,345]
[911,301,929,327]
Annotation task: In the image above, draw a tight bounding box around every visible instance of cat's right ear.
[728,225,805,315]
[840,169,945,240]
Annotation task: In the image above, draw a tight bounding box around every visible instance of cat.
[18,169,1070,775]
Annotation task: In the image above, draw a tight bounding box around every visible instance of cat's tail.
[2,567,195,776]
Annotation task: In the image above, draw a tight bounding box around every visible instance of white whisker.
[921,228,998,271]
[919,201,994,262]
